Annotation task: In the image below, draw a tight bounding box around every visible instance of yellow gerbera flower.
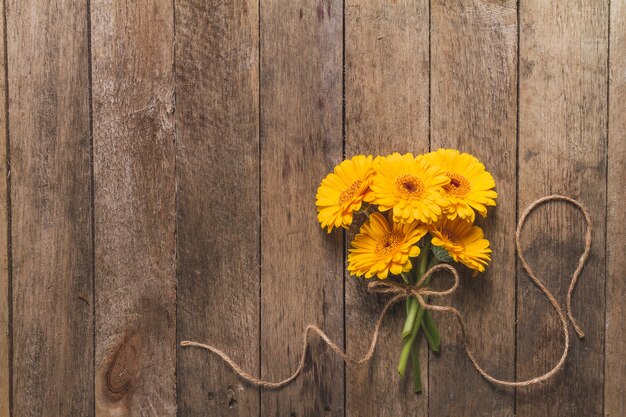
[424,148,497,222]
[348,212,427,279]
[429,218,492,273]
[316,155,375,233]
[370,152,450,224]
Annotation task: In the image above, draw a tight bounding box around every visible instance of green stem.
[420,254,442,352]
[410,336,423,393]
[397,303,424,376]
[418,239,431,279]
[402,297,419,338]
[401,240,432,338]
[422,310,441,353]
[401,271,412,320]
[427,255,440,270]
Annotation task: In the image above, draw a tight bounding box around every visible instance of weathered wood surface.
[517,1,608,417]
[606,1,625,416]
[0,1,8,414]
[260,1,344,416]
[7,0,94,415]
[345,0,430,415]
[91,1,176,416]
[429,2,518,416]
[175,0,260,416]
[1,0,620,416]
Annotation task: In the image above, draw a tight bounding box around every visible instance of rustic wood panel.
[175,0,260,416]
[606,1,625,415]
[0,1,8,414]
[91,1,176,416]
[517,2,607,417]
[259,1,344,415]
[0,2,620,415]
[344,0,429,415]
[429,1,518,416]
[6,0,93,415]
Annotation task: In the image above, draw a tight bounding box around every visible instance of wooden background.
[0,0,622,416]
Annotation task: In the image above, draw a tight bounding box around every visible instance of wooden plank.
[429,1,518,416]
[90,1,176,416]
[6,0,93,415]
[259,1,344,415]
[344,0,429,414]
[606,0,625,415]
[175,0,260,415]
[0,0,8,414]
[517,1,607,416]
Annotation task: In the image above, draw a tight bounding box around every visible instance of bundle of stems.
[397,237,441,393]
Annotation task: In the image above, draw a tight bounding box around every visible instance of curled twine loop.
[181,194,592,389]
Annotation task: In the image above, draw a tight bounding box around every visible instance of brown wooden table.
[0,1,622,416]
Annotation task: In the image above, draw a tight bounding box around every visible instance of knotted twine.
[181,194,592,389]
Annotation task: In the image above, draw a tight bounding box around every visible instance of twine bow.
[181,195,592,389]
[366,262,460,307]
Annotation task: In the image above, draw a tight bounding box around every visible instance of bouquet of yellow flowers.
[316,149,497,393]
[182,148,588,395]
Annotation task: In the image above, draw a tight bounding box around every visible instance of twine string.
[181,194,592,389]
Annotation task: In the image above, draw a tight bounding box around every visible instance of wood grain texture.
[606,1,625,415]
[517,1,607,416]
[6,0,93,415]
[175,0,260,415]
[344,0,429,415]
[91,1,176,415]
[0,3,621,415]
[429,2,518,416]
[0,1,8,414]
[260,0,344,415]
